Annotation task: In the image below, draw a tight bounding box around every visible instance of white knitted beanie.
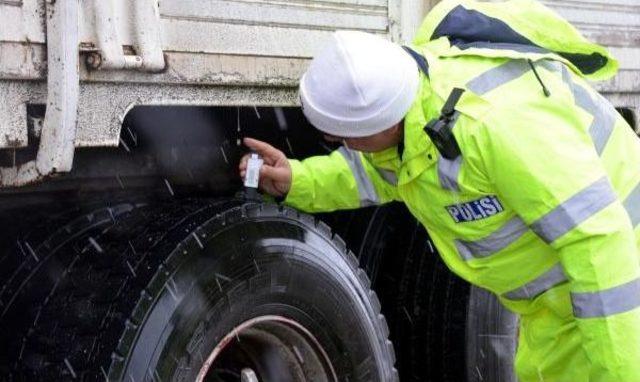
[299,31,420,137]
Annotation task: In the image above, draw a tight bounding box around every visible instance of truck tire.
[0,199,396,381]
[390,219,469,382]
[397,265,518,382]
[395,229,519,382]
[465,287,518,382]
[354,205,517,382]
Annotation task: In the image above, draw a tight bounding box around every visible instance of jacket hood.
[413,0,618,81]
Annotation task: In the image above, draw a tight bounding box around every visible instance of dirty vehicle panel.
[0,0,403,153]
[0,0,637,159]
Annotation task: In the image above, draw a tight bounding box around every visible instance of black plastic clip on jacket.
[424,88,465,160]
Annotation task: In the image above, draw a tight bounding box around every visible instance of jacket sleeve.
[283,146,400,213]
[480,102,640,381]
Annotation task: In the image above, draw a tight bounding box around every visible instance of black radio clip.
[424,88,465,160]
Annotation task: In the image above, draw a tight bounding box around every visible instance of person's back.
[401,40,640,382]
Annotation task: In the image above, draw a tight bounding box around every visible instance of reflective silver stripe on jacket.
[438,155,462,192]
[466,59,531,95]
[572,278,640,318]
[624,182,640,227]
[530,177,617,243]
[564,68,616,154]
[456,216,528,260]
[540,62,617,155]
[376,167,398,186]
[338,147,380,207]
[454,60,536,193]
[503,264,568,300]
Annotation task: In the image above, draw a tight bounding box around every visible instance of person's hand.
[239,138,292,197]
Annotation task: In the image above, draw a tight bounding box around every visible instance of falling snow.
[163,178,175,196]
[403,306,413,326]
[285,137,294,156]
[88,237,104,253]
[125,126,138,146]
[115,174,125,189]
[126,261,137,277]
[274,107,288,131]
[119,137,131,153]
[64,358,77,379]
[192,232,204,249]
[220,146,228,164]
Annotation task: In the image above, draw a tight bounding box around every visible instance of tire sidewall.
[114,206,395,382]
[465,286,518,382]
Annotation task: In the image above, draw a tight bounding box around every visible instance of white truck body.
[0,0,638,186]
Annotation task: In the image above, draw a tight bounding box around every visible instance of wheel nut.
[241,368,259,382]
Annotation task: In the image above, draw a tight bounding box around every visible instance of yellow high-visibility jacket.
[285,1,640,381]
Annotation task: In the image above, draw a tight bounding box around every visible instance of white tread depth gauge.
[244,153,263,188]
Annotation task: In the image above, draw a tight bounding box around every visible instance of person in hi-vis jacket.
[239,1,640,380]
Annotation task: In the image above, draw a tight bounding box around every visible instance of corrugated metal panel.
[0,0,45,43]
[0,3,25,42]
[161,1,388,33]
[74,0,390,58]
[160,0,388,58]
[540,1,640,48]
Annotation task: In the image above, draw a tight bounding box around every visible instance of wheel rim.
[197,315,338,382]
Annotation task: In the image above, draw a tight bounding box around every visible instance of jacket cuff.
[283,159,311,208]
